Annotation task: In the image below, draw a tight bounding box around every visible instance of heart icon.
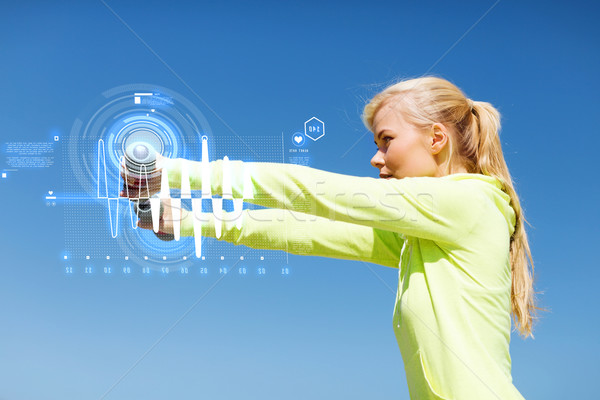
[294,135,302,143]
[48,191,53,195]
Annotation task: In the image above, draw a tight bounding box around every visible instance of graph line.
[97,137,253,258]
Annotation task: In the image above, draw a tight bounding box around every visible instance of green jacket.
[165,158,525,400]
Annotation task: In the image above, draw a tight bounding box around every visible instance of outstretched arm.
[153,203,403,268]
[163,158,484,246]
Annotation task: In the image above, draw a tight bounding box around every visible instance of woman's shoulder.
[399,172,498,204]
[435,173,509,202]
[441,172,503,189]
[441,173,516,238]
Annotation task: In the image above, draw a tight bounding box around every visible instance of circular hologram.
[67,84,214,261]
[67,83,214,197]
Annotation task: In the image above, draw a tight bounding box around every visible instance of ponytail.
[363,76,543,338]
[470,101,542,338]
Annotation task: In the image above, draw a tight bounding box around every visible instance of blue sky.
[1,1,599,399]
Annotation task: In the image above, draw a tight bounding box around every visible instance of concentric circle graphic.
[68,83,213,193]
[67,84,214,266]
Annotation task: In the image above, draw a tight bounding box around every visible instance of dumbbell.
[124,141,174,241]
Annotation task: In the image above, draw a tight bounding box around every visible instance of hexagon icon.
[304,117,325,141]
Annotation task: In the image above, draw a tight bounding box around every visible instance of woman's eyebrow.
[375,129,390,141]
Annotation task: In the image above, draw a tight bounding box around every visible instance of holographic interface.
[43,84,322,277]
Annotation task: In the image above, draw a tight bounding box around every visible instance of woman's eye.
[375,136,391,149]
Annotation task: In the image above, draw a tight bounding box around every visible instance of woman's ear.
[430,123,449,155]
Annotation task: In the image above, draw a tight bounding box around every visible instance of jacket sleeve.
[164,158,483,246]
[176,206,403,268]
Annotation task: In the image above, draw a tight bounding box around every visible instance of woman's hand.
[120,153,165,199]
[136,198,175,235]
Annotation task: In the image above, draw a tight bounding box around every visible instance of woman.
[123,76,539,399]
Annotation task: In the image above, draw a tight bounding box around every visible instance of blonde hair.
[363,76,541,338]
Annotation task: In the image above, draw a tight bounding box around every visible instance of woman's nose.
[371,150,384,169]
